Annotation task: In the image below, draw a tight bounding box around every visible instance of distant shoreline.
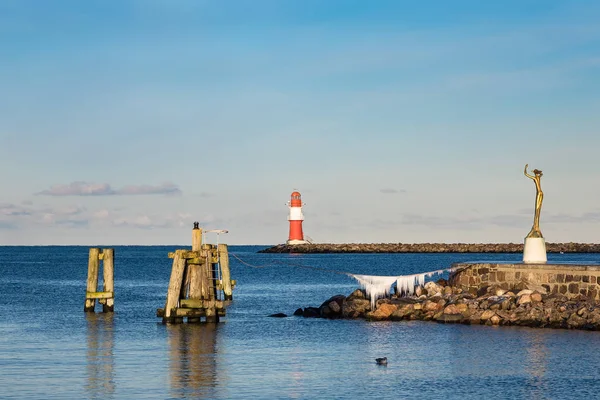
[258,243,600,253]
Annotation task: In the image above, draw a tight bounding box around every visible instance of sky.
[1,0,599,245]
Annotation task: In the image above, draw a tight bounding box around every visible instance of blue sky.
[1,0,599,245]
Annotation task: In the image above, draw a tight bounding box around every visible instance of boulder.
[293,308,304,316]
[423,300,441,312]
[342,298,371,319]
[531,293,543,303]
[424,281,443,295]
[302,307,320,318]
[367,303,398,321]
[347,289,366,300]
[390,304,414,321]
[518,294,532,305]
[480,310,495,321]
[443,304,461,315]
[319,295,346,319]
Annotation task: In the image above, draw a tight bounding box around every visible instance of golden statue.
[524,164,544,238]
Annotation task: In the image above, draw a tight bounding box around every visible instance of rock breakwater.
[259,242,600,253]
[293,280,600,331]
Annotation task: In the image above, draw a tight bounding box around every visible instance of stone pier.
[450,263,600,300]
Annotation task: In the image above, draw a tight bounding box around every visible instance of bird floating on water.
[375,357,387,365]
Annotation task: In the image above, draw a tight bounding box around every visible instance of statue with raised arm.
[524,164,544,238]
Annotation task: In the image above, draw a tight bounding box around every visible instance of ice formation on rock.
[348,266,461,309]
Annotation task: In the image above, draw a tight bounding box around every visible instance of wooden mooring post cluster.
[157,222,235,324]
[84,248,115,313]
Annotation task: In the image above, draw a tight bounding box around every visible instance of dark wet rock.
[319,295,346,319]
[269,313,288,318]
[302,307,320,318]
[293,308,304,316]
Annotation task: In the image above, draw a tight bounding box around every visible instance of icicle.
[348,265,467,307]
[349,274,398,309]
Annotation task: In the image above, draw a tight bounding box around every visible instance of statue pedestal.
[523,237,547,263]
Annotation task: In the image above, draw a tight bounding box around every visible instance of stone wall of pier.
[450,263,600,300]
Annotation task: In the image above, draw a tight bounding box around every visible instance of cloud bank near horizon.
[35,181,181,196]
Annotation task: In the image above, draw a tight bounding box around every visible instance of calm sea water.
[1,246,600,399]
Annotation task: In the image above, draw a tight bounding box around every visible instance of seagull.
[375,357,388,365]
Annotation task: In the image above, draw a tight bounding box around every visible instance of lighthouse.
[287,191,307,245]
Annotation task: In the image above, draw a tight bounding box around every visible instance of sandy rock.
[367,303,398,320]
[490,315,501,325]
[480,310,495,321]
[423,300,440,312]
[456,303,468,313]
[444,304,461,315]
[531,293,543,303]
[415,286,424,297]
[518,294,532,305]
[390,304,414,320]
[424,281,442,295]
[517,289,534,297]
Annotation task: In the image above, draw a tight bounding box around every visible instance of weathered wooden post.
[84,248,115,313]
[102,248,114,312]
[84,248,100,312]
[163,250,186,324]
[187,224,203,323]
[218,243,233,301]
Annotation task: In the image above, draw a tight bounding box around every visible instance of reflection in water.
[167,324,220,398]
[524,330,548,398]
[85,313,115,399]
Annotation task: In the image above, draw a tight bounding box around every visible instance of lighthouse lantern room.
[287,191,307,245]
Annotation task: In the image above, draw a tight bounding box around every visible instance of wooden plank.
[84,248,100,312]
[102,248,114,312]
[168,250,202,259]
[163,250,186,321]
[218,244,233,300]
[180,299,224,309]
[86,291,114,299]
[174,308,207,317]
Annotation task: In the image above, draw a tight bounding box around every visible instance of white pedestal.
[287,239,308,245]
[523,237,547,263]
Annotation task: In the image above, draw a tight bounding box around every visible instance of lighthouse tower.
[287,191,307,245]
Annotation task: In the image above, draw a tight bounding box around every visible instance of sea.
[1,245,600,399]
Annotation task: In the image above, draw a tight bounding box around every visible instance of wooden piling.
[163,250,186,323]
[192,223,202,251]
[102,248,115,312]
[84,248,100,312]
[218,244,233,301]
[158,223,233,323]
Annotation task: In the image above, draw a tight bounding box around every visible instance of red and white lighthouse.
[287,191,307,245]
